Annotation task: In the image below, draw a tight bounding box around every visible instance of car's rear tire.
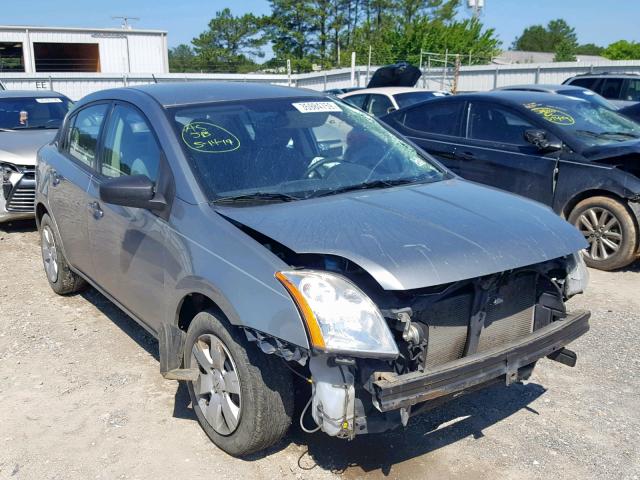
[184,310,293,457]
[568,196,638,271]
[39,213,86,295]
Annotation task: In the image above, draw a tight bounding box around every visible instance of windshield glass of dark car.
[171,97,445,202]
[0,96,73,130]
[523,97,640,146]
[556,89,617,110]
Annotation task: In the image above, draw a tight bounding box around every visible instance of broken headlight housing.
[564,252,589,299]
[276,270,399,358]
[0,162,18,183]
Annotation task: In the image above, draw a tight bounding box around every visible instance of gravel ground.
[0,219,639,480]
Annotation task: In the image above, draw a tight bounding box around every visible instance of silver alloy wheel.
[41,225,59,283]
[191,334,242,435]
[577,207,622,261]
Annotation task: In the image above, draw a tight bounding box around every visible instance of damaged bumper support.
[372,310,589,412]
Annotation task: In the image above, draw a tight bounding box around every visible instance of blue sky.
[2,0,639,50]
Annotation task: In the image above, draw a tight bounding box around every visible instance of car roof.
[497,84,588,93]
[126,81,325,107]
[419,90,581,106]
[0,90,68,99]
[341,87,444,96]
[567,72,640,79]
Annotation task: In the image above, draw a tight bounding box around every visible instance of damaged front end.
[275,252,590,439]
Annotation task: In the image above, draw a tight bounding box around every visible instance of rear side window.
[400,101,464,136]
[368,94,393,117]
[468,103,535,145]
[599,78,624,100]
[342,94,368,110]
[568,77,599,90]
[622,79,640,102]
[67,104,109,168]
[101,104,161,181]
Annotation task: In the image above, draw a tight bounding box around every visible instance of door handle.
[87,201,104,219]
[51,169,63,186]
[457,151,475,161]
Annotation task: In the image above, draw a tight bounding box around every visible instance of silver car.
[0,90,72,222]
[36,82,590,457]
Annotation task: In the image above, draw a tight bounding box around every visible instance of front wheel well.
[177,293,226,332]
[561,190,628,219]
[35,203,48,228]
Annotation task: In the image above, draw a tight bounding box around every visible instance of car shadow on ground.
[77,284,547,475]
[0,218,37,233]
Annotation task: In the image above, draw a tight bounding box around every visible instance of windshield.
[522,98,640,146]
[394,91,444,109]
[171,97,446,203]
[556,89,617,110]
[0,96,72,130]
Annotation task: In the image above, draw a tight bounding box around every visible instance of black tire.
[39,213,86,295]
[568,196,638,271]
[184,310,293,457]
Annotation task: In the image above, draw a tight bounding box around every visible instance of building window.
[0,42,25,72]
[33,43,101,72]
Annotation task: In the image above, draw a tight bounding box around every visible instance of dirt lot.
[0,219,639,480]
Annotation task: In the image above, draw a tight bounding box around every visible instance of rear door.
[85,102,167,332]
[384,99,466,170]
[46,103,109,276]
[459,101,558,205]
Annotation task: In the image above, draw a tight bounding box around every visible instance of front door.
[47,103,109,276]
[459,101,558,206]
[86,103,167,332]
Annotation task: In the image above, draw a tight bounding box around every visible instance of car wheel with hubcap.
[568,196,638,271]
[39,213,86,295]
[184,310,294,457]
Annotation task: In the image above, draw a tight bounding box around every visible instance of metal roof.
[0,24,167,35]
[129,81,325,107]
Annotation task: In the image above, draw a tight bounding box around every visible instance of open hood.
[216,179,586,291]
[367,62,422,89]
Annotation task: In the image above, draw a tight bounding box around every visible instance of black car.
[381,91,640,270]
[620,102,640,123]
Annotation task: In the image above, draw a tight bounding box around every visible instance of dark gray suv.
[35,82,590,456]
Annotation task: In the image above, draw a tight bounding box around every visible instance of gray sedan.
[0,90,72,222]
[36,82,590,456]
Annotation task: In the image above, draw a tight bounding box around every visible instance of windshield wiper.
[576,129,639,140]
[213,192,300,205]
[312,177,422,198]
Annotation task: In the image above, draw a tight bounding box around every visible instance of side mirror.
[100,174,166,211]
[524,129,562,152]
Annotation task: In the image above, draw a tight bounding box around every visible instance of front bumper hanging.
[372,310,590,412]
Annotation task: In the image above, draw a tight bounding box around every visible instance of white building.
[0,25,169,74]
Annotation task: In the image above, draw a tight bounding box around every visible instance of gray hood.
[217,179,587,291]
[0,129,57,166]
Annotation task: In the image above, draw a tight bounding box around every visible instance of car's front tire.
[39,213,86,295]
[568,196,638,271]
[184,310,294,457]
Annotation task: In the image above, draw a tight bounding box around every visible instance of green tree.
[168,44,198,72]
[554,39,577,62]
[192,8,267,72]
[575,43,605,56]
[267,0,317,70]
[603,40,640,60]
[513,19,577,52]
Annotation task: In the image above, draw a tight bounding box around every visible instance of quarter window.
[67,104,109,168]
[368,94,393,117]
[468,103,535,145]
[400,101,464,136]
[342,94,368,110]
[101,105,161,181]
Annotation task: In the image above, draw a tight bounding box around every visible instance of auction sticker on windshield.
[292,102,342,113]
[524,103,575,125]
[182,121,240,153]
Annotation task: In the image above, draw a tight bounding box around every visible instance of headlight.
[276,270,399,358]
[565,252,589,298]
[0,163,17,183]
